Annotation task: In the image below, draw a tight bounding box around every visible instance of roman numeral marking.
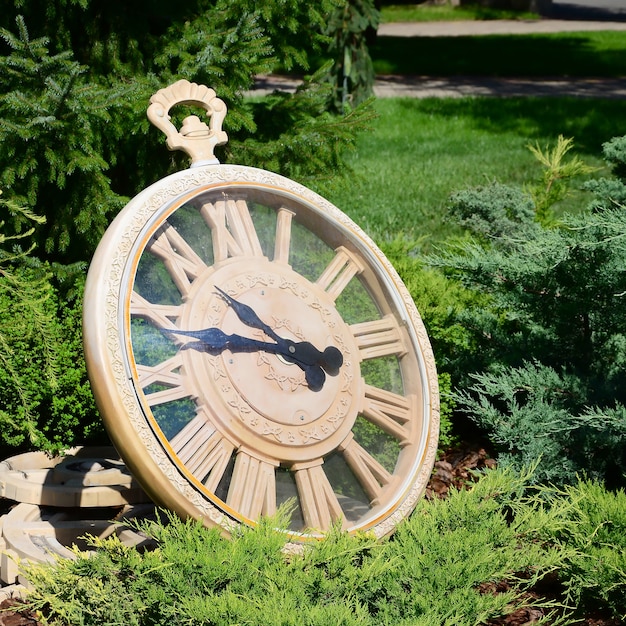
[338,434,392,505]
[147,223,208,297]
[201,198,264,262]
[136,354,192,406]
[273,207,295,264]
[227,451,277,519]
[169,412,234,492]
[292,460,345,531]
[316,246,365,302]
[361,385,414,446]
[130,291,182,329]
[351,314,407,360]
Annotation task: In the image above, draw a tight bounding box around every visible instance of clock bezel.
[83,164,440,539]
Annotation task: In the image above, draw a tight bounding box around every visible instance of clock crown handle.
[147,80,228,167]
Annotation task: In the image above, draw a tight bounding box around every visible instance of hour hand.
[215,286,280,342]
[215,287,343,376]
[286,341,343,376]
[160,326,233,353]
[163,326,291,359]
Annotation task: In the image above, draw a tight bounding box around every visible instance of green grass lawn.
[370,31,626,76]
[322,97,626,249]
[380,3,539,23]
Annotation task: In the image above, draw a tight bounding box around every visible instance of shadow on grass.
[371,34,626,77]
[549,3,626,22]
[389,97,626,154]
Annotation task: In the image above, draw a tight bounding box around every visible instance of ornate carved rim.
[83,164,440,539]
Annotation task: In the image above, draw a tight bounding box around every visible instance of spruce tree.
[326,0,380,111]
[429,137,626,487]
[1,1,374,266]
[0,17,127,263]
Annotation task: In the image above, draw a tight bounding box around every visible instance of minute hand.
[162,326,309,361]
[215,286,343,375]
[215,286,281,343]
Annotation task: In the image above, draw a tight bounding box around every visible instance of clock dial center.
[177,258,362,461]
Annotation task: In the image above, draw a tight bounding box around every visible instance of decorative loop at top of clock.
[147,79,228,167]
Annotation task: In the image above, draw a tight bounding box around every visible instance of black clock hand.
[215,287,343,375]
[215,286,281,343]
[162,326,289,355]
[279,340,343,376]
[161,327,328,391]
[161,327,259,354]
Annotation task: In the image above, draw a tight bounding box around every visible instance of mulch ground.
[426,439,497,500]
[0,599,41,626]
[0,441,621,625]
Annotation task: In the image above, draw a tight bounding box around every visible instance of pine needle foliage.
[536,480,626,621]
[445,182,540,243]
[457,362,626,485]
[0,268,102,453]
[380,236,485,448]
[526,135,598,225]
[371,466,569,626]
[1,0,371,266]
[428,136,626,487]
[0,191,101,453]
[0,16,126,262]
[23,468,573,626]
[232,68,377,186]
[326,0,380,112]
[584,135,626,211]
[0,191,57,448]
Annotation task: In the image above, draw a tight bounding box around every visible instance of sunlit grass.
[322,97,624,249]
[380,3,538,23]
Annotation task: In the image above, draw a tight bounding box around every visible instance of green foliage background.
[0,0,374,451]
[0,0,375,265]
[0,188,102,453]
[0,266,102,454]
[428,136,626,487]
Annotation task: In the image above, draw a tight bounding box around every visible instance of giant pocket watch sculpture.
[84,80,439,539]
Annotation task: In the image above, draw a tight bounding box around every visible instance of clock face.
[84,165,439,539]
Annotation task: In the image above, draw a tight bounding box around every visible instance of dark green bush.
[0,17,128,263]
[326,0,379,111]
[457,362,626,485]
[428,136,626,487]
[446,182,538,242]
[585,135,626,210]
[600,135,626,179]
[0,268,103,454]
